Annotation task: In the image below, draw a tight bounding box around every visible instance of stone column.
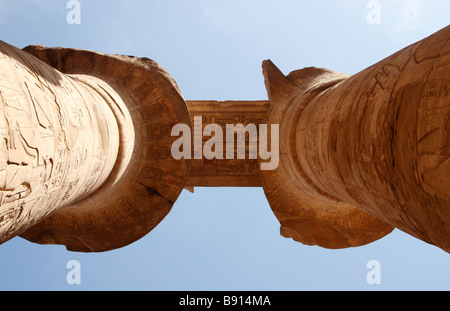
[262,25,450,252]
[0,42,191,252]
[0,41,122,245]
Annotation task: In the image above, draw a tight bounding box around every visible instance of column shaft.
[0,42,121,243]
[297,26,450,249]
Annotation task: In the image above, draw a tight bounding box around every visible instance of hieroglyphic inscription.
[185,100,268,187]
[0,42,120,243]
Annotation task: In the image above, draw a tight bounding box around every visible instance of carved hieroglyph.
[185,100,268,187]
[0,24,448,253]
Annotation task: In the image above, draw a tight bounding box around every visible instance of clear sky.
[0,0,449,291]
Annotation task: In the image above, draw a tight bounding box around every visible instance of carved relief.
[0,41,120,244]
[185,100,268,187]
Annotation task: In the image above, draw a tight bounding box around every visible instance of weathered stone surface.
[262,25,450,252]
[0,42,191,252]
[260,62,395,249]
[185,100,268,187]
[0,41,121,248]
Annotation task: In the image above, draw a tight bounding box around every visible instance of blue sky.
[0,0,449,291]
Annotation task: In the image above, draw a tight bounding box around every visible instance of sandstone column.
[0,42,122,245]
[0,41,191,252]
[262,25,450,252]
